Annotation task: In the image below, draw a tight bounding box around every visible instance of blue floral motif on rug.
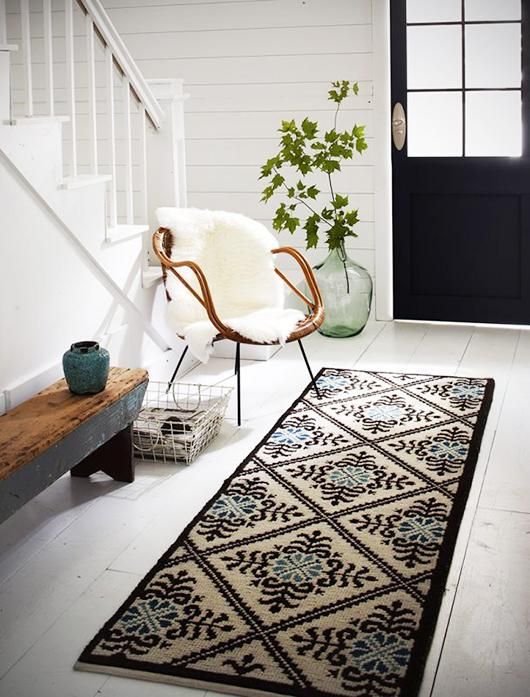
[76,368,494,697]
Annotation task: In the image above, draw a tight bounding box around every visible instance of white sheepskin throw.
[156,208,305,362]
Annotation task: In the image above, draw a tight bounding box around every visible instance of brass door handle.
[392,102,406,150]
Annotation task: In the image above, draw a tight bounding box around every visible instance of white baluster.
[123,78,134,224]
[106,47,117,228]
[65,0,77,176]
[86,14,97,174]
[43,0,54,116]
[139,106,148,223]
[20,0,33,116]
[0,0,7,45]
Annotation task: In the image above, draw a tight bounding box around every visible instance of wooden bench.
[0,367,148,525]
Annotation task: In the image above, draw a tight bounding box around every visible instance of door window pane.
[465,91,522,156]
[465,24,521,89]
[465,0,521,21]
[408,92,463,157]
[407,26,462,89]
[407,0,461,23]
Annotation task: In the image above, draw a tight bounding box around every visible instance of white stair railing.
[9,0,166,231]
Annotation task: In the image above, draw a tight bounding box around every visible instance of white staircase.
[0,0,187,409]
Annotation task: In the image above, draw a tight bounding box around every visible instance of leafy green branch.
[259,80,368,251]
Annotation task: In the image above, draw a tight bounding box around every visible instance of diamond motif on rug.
[76,369,494,697]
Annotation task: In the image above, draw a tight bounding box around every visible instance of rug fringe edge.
[74,660,293,697]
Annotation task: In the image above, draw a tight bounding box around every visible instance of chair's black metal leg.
[166,345,189,393]
[298,339,321,398]
[235,342,241,426]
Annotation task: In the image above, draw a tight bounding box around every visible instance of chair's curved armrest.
[152,228,231,336]
[271,246,323,311]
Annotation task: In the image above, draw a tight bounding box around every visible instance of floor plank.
[479,330,530,514]
[355,320,429,370]
[407,323,474,375]
[431,509,530,697]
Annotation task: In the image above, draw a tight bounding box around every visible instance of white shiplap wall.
[103,0,377,278]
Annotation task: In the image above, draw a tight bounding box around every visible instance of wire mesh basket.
[132,381,233,465]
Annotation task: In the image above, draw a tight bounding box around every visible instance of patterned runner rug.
[77,368,494,697]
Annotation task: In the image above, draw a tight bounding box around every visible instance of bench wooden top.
[0,367,148,480]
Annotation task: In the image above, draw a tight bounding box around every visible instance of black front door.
[391,0,530,324]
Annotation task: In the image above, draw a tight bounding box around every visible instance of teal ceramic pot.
[62,341,110,395]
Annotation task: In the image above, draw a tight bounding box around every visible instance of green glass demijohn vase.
[313,242,373,337]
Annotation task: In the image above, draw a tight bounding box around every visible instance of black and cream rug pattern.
[77,368,494,697]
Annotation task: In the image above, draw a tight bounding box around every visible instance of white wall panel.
[134,54,374,84]
[185,83,374,113]
[184,110,374,139]
[186,165,375,195]
[187,192,375,223]
[186,137,376,167]
[122,25,372,60]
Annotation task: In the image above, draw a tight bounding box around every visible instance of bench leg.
[70,425,135,483]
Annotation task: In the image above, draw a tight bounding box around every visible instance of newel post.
[145,78,188,265]
[0,47,12,121]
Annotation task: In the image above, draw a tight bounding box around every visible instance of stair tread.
[4,116,70,125]
[105,224,149,243]
[61,174,112,190]
[107,224,149,234]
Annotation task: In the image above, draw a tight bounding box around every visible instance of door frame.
[381,0,530,326]
[373,0,394,321]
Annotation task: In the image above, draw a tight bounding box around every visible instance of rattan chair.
[152,226,325,425]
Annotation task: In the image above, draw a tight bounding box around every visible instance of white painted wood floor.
[1,321,529,697]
